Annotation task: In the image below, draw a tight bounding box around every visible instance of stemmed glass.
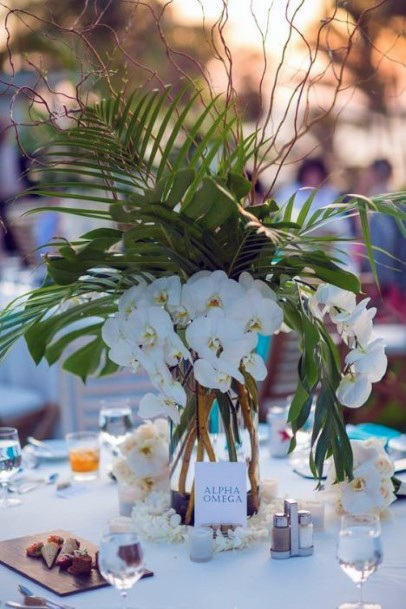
[0,427,22,508]
[99,400,134,456]
[336,513,383,609]
[99,529,144,609]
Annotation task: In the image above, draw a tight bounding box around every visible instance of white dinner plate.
[388,434,406,454]
[32,439,68,460]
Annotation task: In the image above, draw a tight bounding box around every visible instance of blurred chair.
[0,339,60,443]
[344,323,406,429]
[59,366,155,433]
[259,331,302,421]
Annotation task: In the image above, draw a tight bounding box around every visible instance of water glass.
[98,529,144,609]
[336,513,383,609]
[0,427,22,507]
[99,400,134,455]
[65,431,100,481]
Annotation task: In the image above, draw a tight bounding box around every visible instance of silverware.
[17,585,74,609]
[394,458,406,474]
[7,602,48,609]
[10,473,59,494]
[26,437,56,455]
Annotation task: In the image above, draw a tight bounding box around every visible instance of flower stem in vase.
[237,381,260,513]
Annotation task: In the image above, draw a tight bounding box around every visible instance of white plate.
[31,439,68,460]
[388,434,406,453]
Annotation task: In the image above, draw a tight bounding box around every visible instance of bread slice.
[41,541,59,569]
[60,537,80,556]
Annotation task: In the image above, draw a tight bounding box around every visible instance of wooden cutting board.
[0,529,109,596]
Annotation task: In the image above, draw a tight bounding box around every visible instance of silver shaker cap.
[298,510,312,525]
[273,513,288,527]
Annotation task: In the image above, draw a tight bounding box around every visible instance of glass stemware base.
[338,602,382,608]
[0,494,22,508]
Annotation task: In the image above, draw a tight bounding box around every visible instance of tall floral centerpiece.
[0,88,404,522]
[102,270,283,521]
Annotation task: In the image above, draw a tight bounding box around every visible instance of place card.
[194,462,247,526]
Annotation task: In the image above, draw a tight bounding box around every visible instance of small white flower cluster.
[112,419,169,500]
[102,270,283,424]
[129,488,283,551]
[324,438,396,517]
[131,491,187,543]
[309,284,387,408]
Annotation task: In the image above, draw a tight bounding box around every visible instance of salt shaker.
[298,510,314,556]
[270,513,290,559]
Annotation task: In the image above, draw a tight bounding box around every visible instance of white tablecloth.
[0,452,405,609]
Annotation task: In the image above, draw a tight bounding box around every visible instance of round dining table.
[0,446,404,609]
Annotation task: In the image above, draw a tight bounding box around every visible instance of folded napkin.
[346,423,401,445]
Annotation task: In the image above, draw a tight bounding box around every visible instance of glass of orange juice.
[65,431,100,481]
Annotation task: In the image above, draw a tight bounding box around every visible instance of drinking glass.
[0,427,22,507]
[65,431,100,481]
[99,400,134,455]
[336,513,383,609]
[98,530,144,609]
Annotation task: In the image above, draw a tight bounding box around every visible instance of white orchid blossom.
[325,439,396,517]
[148,276,182,308]
[307,285,386,411]
[194,355,244,392]
[345,338,387,383]
[182,269,245,318]
[228,288,283,335]
[126,305,174,348]
[238,271,277,301]
[312,284,357,313]
[141,358,187,407]
[102,316,143,369]
[101,315,128,348]
[118,281,149,317]
[163,333,192,367]
[139,393,181,424]
[336,373,372,408]
[339,460,387,514]
[241,352,268,381]
[331,298,376,347]
[185,308,256,365]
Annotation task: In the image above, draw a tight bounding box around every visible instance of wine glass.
[98,530,144,609]
[0,427,22,508]
[99,400,134,456]
[336,513,383,609]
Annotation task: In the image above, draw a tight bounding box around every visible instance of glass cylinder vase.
[169,376,260,525]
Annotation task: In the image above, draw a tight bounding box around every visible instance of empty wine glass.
[336,513,383,609]
[99,529,144,609]
[0,427,22,508]
[99,400,134,456]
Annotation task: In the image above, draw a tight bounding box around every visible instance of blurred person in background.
[0,119,31,257]
[362,159,406,321]
[275,157,341,211]
[274,156,354,269]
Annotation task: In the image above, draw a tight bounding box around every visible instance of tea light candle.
[188,527,213,563]
[300,499,325,531]
[108,516,134,533]
[118,482,142,517]
[261,478,279,502]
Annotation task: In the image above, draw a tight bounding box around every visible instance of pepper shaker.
[270,513,290,559]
